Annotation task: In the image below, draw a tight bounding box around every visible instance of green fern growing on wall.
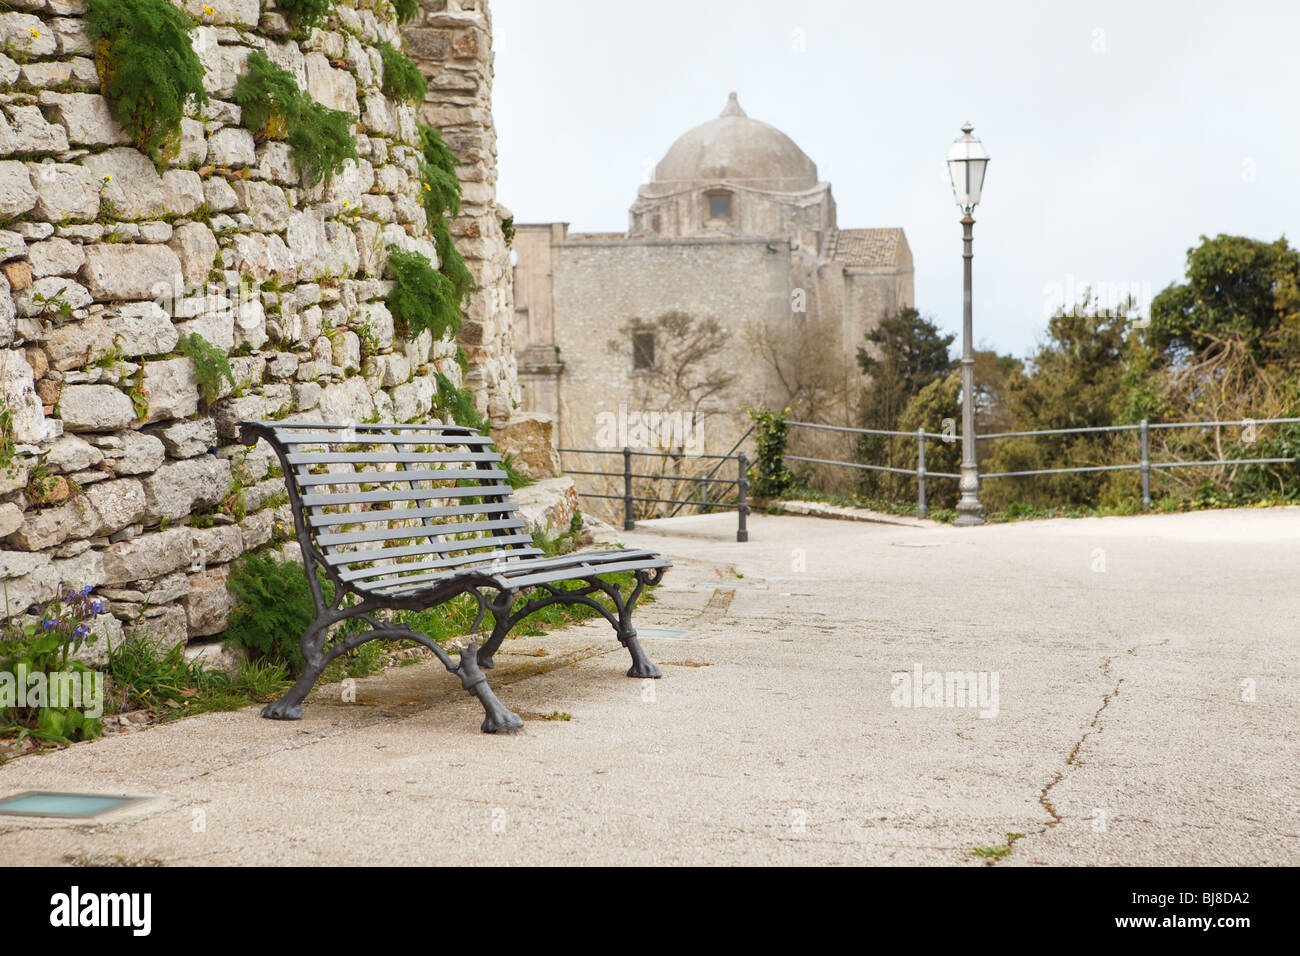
[377,40,427,105]
[232,51,358,187]
[85,0,208,163]
[177,333,236,404]
[434,371,489,433]
[417,121,475,306]
[275,0,333,36]
[386,246,461,343]
[392,0,421,24]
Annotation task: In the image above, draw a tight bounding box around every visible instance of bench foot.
[260,662,324,720]
[261,700,304,720]
[622,632,661,679]
[455,641,523,734]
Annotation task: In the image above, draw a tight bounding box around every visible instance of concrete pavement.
[0,507,1296,865]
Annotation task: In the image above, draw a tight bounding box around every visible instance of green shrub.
[232,51,357,187]
[746,406,797,498]
[222,552,327,676]
[85,0,208,163]
[176,333,235,404]
[392,0,421,24]
[276,0,333,35]
[377,40,427,105]
[386,246,461,342]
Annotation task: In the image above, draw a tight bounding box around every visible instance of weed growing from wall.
[0,396,17,480]
[275,0,333,36]
[433,371,488,432]
[377,41,427,105]
[85,0,208,163]
[177,333,235,404]
[391,0,421,24]
[232,51,357,187]
[416,121,474,304]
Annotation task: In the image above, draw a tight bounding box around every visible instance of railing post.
[736,451,749,543]
[1139,419,1151,509]
[622,446,634,531]
[916,428,928,519]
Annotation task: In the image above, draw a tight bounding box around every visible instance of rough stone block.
[58,383,136,432]
[140,356,200,424]
[81,244,183,302]
[141,456,232,522]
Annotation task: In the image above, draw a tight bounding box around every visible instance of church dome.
[651,93,819,194]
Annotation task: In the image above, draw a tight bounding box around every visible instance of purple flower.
[74,623,90,639]
[80,585,93,597]
[91,599,106,614]
[42,618,57,630]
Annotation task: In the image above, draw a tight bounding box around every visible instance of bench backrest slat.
[240,420,545,596]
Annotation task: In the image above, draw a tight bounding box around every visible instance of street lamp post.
[946,123,990,527]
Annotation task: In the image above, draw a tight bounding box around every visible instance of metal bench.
[237,420,670,733]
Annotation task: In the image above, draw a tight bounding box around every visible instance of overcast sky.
[491,0,1298,360]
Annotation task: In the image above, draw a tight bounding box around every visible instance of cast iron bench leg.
[453,641,524,734]
[475,570,664,679]
[262,620,330,720]
[621,629,661,679]
[260,614,521,733]
[475,590,515,671]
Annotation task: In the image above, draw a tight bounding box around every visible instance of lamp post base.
[953,510,985,527]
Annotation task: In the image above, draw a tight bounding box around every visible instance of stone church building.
[512,93,914,460]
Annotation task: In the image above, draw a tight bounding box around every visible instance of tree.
[1133,234,1300,501]
[607,310,738,430]
[893,349,1024,510]
[981,299,1132,510]
[750,310,852,425]
[600,311,740,518]
[856,308,955,430]
[854,308,954,498]
[1147,234,1300,362]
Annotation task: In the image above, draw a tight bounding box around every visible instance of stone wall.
[403,0,519,423]
[0,0,511,657]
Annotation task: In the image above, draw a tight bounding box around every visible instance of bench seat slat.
[344,547,664,585]
[371,550,669,595]
[293,467,507,487]
[322,532,536,566]
[499,557,671,591]
[301,483,514,507]
[306,500,519,528]
[286,451,503,466]
[315,516,525,547]
[342,546,547,584]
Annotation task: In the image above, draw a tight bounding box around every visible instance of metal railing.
[785,421,959,518]
[785,417,1300,516]
[558,435,752,542]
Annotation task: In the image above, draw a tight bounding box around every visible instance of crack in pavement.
[988,638,1169,867]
